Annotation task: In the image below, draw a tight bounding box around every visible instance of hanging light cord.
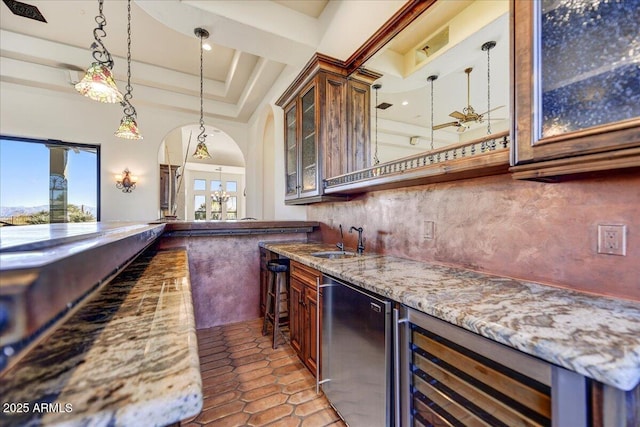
[91,0,114,68]
[430,78,434,150]
[428,75,437,151]
[486,43,492,135]
[198,32,206,144]
[373,84,380,165]
[122,0,136,118]
[481,41,496,135]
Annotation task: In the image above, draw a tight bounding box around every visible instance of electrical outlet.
[423,220,435,241]
[597,224,626,256]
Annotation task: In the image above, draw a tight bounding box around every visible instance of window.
[0,136,99,225]
[194,179,206,191]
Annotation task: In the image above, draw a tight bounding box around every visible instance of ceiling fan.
[433,67,503,133]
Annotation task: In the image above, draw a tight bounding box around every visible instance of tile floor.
[181,318,346,427]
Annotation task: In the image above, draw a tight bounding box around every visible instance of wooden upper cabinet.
[510,0,640,180]
[277,54,379,204]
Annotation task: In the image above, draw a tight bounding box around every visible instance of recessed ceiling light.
[202,43,212,51]
[402,100,409,106]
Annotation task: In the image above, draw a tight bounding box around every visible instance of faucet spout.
[349,226,365,255]
[336,224,344,252]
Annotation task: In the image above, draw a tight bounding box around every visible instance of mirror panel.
[366,0,509,163]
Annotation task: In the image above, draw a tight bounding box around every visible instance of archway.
[158,124,246,220]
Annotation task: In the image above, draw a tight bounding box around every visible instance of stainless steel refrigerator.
[320,275,392,426]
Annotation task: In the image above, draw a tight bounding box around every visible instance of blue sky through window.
[0,138,98,210]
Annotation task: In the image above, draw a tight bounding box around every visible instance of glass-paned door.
[539,0,640,138]
[211,200,222,220]
[300,85,317,194]
[226,196,237,220]
[190,170,243,220]
[194,195,206,220]
[285,103,298,198]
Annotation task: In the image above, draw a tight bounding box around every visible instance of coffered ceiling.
[0,0,333,124]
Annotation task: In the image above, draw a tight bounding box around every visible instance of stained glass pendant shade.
[193,140,211,159]
[114,115,142,140]
[75,63,123,103]
[75,0,123,103]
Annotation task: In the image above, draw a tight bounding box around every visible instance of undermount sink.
[311,251,358,259]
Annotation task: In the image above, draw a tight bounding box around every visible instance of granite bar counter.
[0,247,202,427]
[158,219,319,236]
[0,222,165,371]
[261,242,640,392]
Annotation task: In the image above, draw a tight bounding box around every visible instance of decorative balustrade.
[325,131,510,188]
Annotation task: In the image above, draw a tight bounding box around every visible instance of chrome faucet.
[336,224,345,252]
[349,226,365,255]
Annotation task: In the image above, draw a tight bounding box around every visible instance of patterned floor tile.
[186,319,343,427]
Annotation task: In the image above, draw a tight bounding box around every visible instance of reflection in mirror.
[364,0,509,164]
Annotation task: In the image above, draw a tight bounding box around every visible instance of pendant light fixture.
[427,74,438,150]
[115,0,142,140]
[75,0,124,103]
[372,83,381,165]
[213,167,230,203]
[192,27,212,160]
[482,40,496,135]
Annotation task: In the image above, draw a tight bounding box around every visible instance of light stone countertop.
[0,248,202,427]
[261,241,640,391]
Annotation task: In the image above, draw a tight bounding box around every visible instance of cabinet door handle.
[394,308,408,427]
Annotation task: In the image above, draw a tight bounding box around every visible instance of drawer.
[290,260,320,286]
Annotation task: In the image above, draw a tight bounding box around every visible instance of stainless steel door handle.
[393,308,408,427]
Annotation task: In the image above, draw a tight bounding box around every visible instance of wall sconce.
[115,168,137,193]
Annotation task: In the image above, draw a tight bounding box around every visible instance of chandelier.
[213,167,230,203]
[192,28,212,159]
[74,0,123,103]
[115,0,142,139]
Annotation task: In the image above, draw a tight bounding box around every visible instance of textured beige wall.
[307,170,640,300]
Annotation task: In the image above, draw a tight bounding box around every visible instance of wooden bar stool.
[262,259,290,349]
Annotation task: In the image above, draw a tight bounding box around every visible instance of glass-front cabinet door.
[300,83,318,196]
[511,0,640,180]
[283,80,319,201]
[284,102,298,199]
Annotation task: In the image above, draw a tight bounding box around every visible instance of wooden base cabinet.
[289,260,321,376]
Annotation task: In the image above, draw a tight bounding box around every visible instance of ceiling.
[1,0,508,160]
[0,0,333,127]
